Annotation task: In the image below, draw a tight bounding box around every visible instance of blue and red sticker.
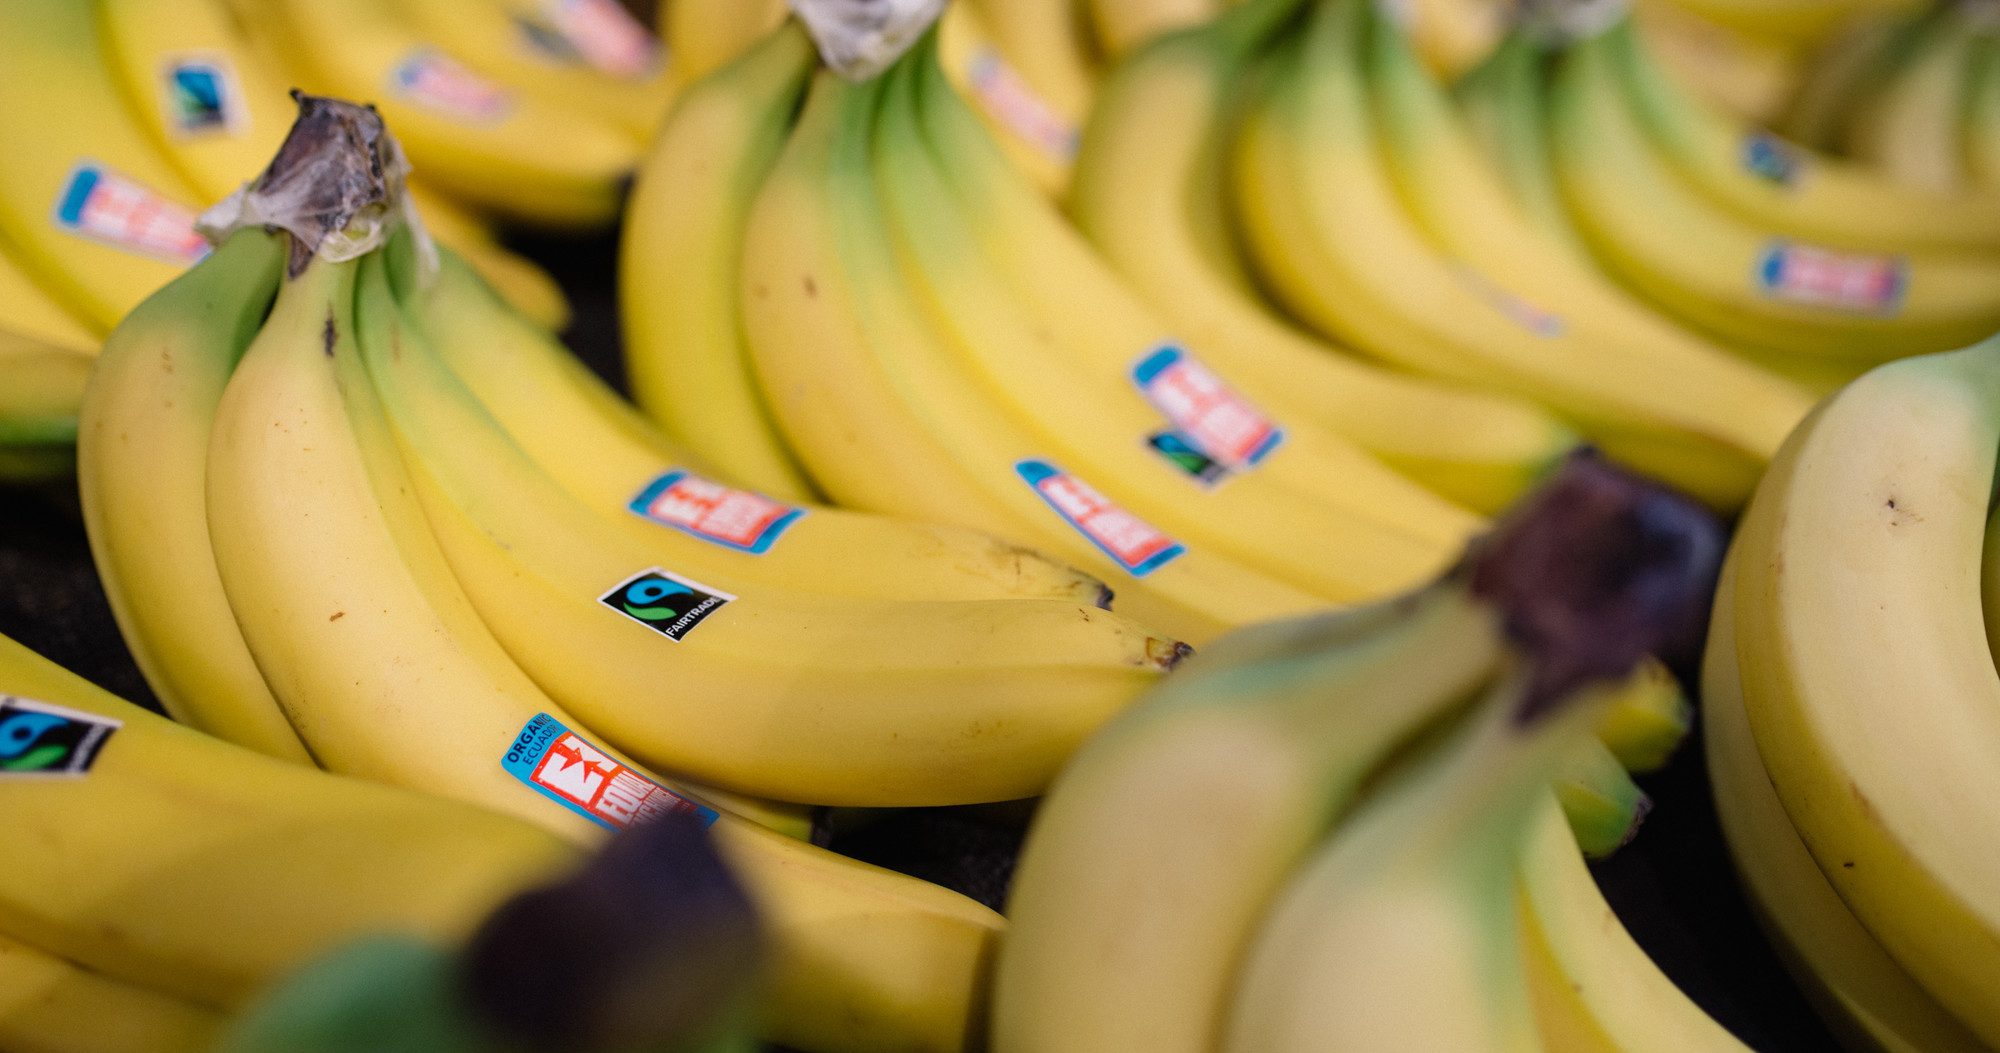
[53,163,208,264]
[627,470,803,555]
[1756,241,1908,315]
[1016,460,1185,577]
[502,713,717,832]
[1132,346,1284,486]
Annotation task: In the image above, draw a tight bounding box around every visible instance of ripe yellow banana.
[937,3,1082,196]
[664,0,791,89]
[363,248,1183,807]
[886,46,1474,599]
[1781,7,1931,148]
[1704,550,1990,1053]
[1658,0,1926,48]
[418,248,1114,606]
[0,0,206,332]
[76,229,310,762]
[623,23,821,502]
[1091,0,1223,59]
[0,932,222,1053]
[1453,28,1594,260]
[0,629,580,1010]
[1366,3,1814,509]
[0,238,95,355]
[963,0,1102,127]
[1620,8,2000,254]
[1967,33,2000,189]
[1549,21,2000,368]
[742,63,1325,643]
[1840,5,1989,194]
[1731,335,2000,1048]
[1634,0,1804,125]
[1071,4,1578,516]
[233,0,634,225]
[0,336,93,451]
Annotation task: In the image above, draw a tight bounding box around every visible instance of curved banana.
[1398,0,1506,80]
[1662,0,1926,46]
[95,0,573,327]
[1072,10,1578,515]
[76,229,309,762]
[888,45,1476,598]
[1091,0,1221,59]
[0,0,205,332]
[1781,8,1932,148]
[622,23,820,502]
[419,248,1112,606]
[0,933,221,1053]
[1366,3,1814,509]
[1705,550,1990,1053]
[1840,5,1989,194]
[937,3,1081,196]
[664,0,791,90]
[0,336,93,451]
[0,629,579,1010]
[364,249,1182,807]
[1453,28,1592,259]
[0,238,96,354]
[1966,33,2000,189]
[1548,21,2000,367]
[742,62,1324,643]
[1633,0,1803,125]
[1617,12,2000,254]
[1550,737,1649,860]
[235,0,634,224]
[963,0,1102,127]
[1731,336,2000,1048]
[208,220,1005,1053]
[996,579,1505,1053]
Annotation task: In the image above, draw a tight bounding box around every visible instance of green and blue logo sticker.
[503,713,716,831]
[161,56,244,137]
[0,697,119,778]
[1131,347,1283,480]
[599,568,735,642]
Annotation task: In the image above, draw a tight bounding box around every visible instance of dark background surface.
[0,225,1836,1050]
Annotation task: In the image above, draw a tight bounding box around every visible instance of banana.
[1704,549,1990,1053]
[0,628,581,1010]
[1966,33,2000,189]
[1092,0,1224,59]
[1782,8,1934,148]
[1634,0,1804,125]
[203,124,1006,1047]
[387,0,672,142]
[76,229,310,762]
[1731,334,2000,1048]
[1071,7,1579,516]
[0,238,96,355]
[363,246,1183,807]
[0,933,222,1053]
[1840,4,1990,194]
[622,23,821,502]
[233,0,634,225]
[1548,20,2000,368]
[417,246,1115,607]
[0,335,93,450]
[742,60,1325,643]
[0,0,206,333]
[887,43,1478,598]
[94,0,574,328]
[1515,791,1755,1053]
[1397,0,1507,80]
[404,183,572,331]
[1366,1,1815,509]
[963,0,1102,127]
[996,578,1506,1053]
[1454,27,1593,259]
[1550,737,1649,860]
[664,0,791,90]
[1618,9,2000,255]
[1658,0,1926,48]
[937,3,1082,196]
[1223,668,1600,1053]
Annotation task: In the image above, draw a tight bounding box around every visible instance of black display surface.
[0,227,1838,1051]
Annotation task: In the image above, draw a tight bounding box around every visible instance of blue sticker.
[1130,346,1284,471]
[502,713,718,831]
[1016,460,1186,577]
[1755,241,1908,315]
[627,470,804,554]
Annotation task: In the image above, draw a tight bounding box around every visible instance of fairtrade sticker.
[1741,133,1801,187]
[1132,346,1283,473]
[627,471,803,554]
[0,697,120,778]
[1756,241,1908,315]
[1148,430,1231,487]
[52,163,209,263]
[389,49,513,122]
[1016,460,1186,577]
[966,47,1079,162]
[599,569,736,642]
[161,56,245,138]
[502,714,717,831]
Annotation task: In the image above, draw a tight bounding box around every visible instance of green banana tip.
[459,809,767,1052]
[1468,450,1723,727]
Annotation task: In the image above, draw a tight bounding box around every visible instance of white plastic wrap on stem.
[789,0,947,80]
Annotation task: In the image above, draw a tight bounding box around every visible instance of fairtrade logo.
[0,698,119,777]
[1147,430,1231,487]
[598,569,736,642]
[164,59,239,135]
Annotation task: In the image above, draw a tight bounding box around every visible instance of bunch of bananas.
[994,454,1736,1053]
[1706,331,2000,1052]
[72,92,1207,1053]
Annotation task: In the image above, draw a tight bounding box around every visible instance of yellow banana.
[1091,0,1222,59]
[0,336,93,450]
[0,933,222,1053]
[0,237,96,354]
[663,0,791,90]
[1840,4,1990,194]
[937,3,1081,196]
[964,0,1102,126]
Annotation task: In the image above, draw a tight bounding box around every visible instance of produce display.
[2,0,2000,1050]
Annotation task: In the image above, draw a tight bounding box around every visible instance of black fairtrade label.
[0,697,120,777]
[599,569,736,642]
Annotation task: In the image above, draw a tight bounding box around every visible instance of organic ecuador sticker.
[1741,133,1801,187]
[967,47,1079,162]
[546,0,662,79]
[0,697,120,778]
[1016,460,1186,577]
[1756,241,1909,315]
[1132,346,1284,473]
[503,714,718,831]
[599,569,736,642]
[160,56,245,138]
[389,49,513,122]
[628,471,803,554]
[52,163,208,263]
